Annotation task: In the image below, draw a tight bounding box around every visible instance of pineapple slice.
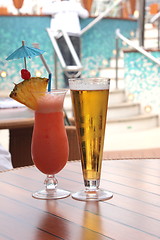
[10,77,49,110]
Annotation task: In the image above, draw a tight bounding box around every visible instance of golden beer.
[69,78,113,201]
[70,87,109,182]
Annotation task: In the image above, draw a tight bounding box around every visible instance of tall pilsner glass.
[69,78,113,201]
[31,90,70,200]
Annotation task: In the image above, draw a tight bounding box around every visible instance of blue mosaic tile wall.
[0,16,52,91]
[81,18,137,77]
[124,51,160,113]
[0,16,137,91]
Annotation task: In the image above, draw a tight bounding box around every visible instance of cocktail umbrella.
[6,41,45,70]
[6,41,53,92]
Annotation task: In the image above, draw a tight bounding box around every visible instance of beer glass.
[69,78,113,201]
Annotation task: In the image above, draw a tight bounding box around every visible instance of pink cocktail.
[31,90,70,199]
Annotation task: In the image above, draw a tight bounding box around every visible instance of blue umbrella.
[6,41,45,69]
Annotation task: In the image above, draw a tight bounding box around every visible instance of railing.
[150,11,160,23]
[46,28,82,72]
[80,0,124,35]
[45,0,130,88]
[115,29,160,88]
[46,28,83,88]
[150,11,160,49]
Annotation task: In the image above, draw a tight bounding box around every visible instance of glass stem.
[44,175,58,191]
[84,179,100,192]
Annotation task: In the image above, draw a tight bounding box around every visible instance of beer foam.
[69,79,110,90]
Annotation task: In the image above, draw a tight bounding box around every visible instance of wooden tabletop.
[0,159,160,240]
[0,108,34,129]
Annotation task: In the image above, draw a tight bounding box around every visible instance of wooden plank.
[3,163,159,209]
[62,162,160,206]
[0,180,158,240]
[0,212,61,240]
[104,160,160,176]
[0,181,110,240]
[2,163,159,239]
[0,195,109,240]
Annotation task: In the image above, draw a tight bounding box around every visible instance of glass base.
[72,188,113,202]
[32,188,70,200]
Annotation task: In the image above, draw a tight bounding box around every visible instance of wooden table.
[0,159,160,240]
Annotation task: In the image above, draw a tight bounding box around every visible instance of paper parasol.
[6,41,45,69]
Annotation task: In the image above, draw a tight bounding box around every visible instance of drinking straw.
[48,73,52,92]
[32,43,51,92]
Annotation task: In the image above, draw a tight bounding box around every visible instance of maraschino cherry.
[21,69,31,80]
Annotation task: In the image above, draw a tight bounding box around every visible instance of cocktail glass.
[31,89,70,199]
[69,78,113,201]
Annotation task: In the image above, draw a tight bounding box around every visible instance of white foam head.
[69,78,110,90]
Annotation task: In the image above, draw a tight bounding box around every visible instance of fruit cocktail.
[31,90,70,199]
[9,69,70,200]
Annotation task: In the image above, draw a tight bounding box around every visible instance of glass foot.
[32,188,70,200]
[72,189,113,201]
